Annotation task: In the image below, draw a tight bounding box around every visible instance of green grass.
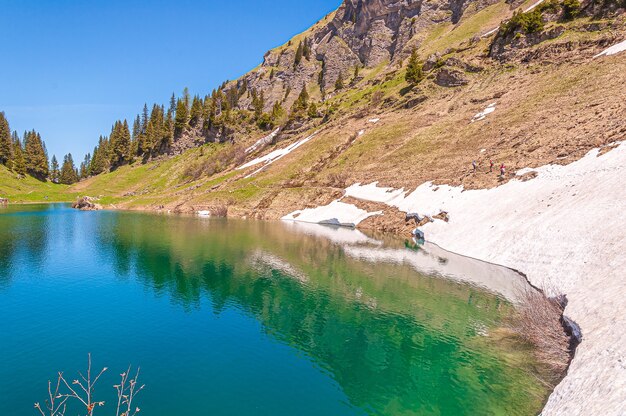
[0,165,76,203]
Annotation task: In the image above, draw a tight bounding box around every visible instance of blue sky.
[0,0,340,161]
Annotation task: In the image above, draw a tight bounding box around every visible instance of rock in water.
[71,197,102,211]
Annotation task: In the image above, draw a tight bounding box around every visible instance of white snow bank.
[197,210,211,217]
[237,132,317,178]
[368,118,380,124]
[345,182,408,205]
[246,128,280,154]
[471,103,496,122]
[282,200,382,228]
[284,142,626,414]
[594,39,626,58]
[341,143,626,415]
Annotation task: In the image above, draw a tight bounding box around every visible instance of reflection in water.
[0,206,548,415]
[0,204,51,286]
[98,213,546,415]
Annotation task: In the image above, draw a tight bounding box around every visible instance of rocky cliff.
[233,0,498,111]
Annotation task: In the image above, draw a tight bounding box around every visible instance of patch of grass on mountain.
[0,165,75,203]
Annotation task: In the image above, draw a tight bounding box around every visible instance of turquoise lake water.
[0,204,547,415]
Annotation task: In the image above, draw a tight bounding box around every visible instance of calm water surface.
[0,204,546,415]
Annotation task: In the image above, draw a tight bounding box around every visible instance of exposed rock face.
[232,0,498,111]
[435,67,469,87]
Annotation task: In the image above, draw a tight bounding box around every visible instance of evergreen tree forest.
[1,82,294,184]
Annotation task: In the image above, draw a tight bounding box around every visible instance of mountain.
[1,0,625,414]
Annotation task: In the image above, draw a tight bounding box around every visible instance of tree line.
[0,112,86,185]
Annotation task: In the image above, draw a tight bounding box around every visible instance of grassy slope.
[0,165,75,203]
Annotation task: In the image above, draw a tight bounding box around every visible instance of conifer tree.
[0,112,12,166]
[59,153,79,184]
[174,98,188,138]
[271,101,284,123]
[291,85,309,115]
[335,73,345,90]
[252,90,265,120]
[109,120,131,168]
[11,133,26,176]
[405,48,424,84]
[24,130,49,180]
[50,155,60,183]
[141,104,149,134]
[169,93,176,115]
[183,87,191,112]
[79,153,90,179]
[89,136,109,175]
[303,38,311,60]
[190,96,203,126]
[294,41,304,68]
[132,115,141,142]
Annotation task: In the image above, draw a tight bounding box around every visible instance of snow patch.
[197,210,211,217]
[368,118,380,124]
[246,128,280,154]
[594,39,626,58]
[282,200,382,228]
[471,103,496,122]
[331,143,626,415]
[237,132,317,178]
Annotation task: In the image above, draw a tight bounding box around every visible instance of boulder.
[435,68,468,87]
[71,196,102,211]
[0,197,8,205]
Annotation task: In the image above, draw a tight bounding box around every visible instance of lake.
[0,204,548,415]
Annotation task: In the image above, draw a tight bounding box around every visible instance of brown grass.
[513,286,572,385]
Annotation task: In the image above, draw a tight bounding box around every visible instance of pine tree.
[303,38,311,60]
[0,112,12,166]
[252,90,265,120]
[50,155,60,183]
[335,73,345,90]
[307,102,319,118]
[89,136,109,175]
[294,41,304,68]
[141,104,149,134]
[271,101,284,123]
[174,98,188,138]
[291,85,309,115]
[11,133,25,176]
[169,93,176,115]
[79,153,90,179]
[405,48,424,85]
[190,95,203,126]
[109,120,131,168]
[183,87,191,112]
[59,153,79,184]
[23,130,49,180]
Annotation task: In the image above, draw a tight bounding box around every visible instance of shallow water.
[0,204,546,415]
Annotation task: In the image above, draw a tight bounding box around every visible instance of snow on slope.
[471,103,497,122]
[237,132,317,177]
[284,142,626,415]
[245,128,280,154]
[594,39,626,58]
[282,200,382,228]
